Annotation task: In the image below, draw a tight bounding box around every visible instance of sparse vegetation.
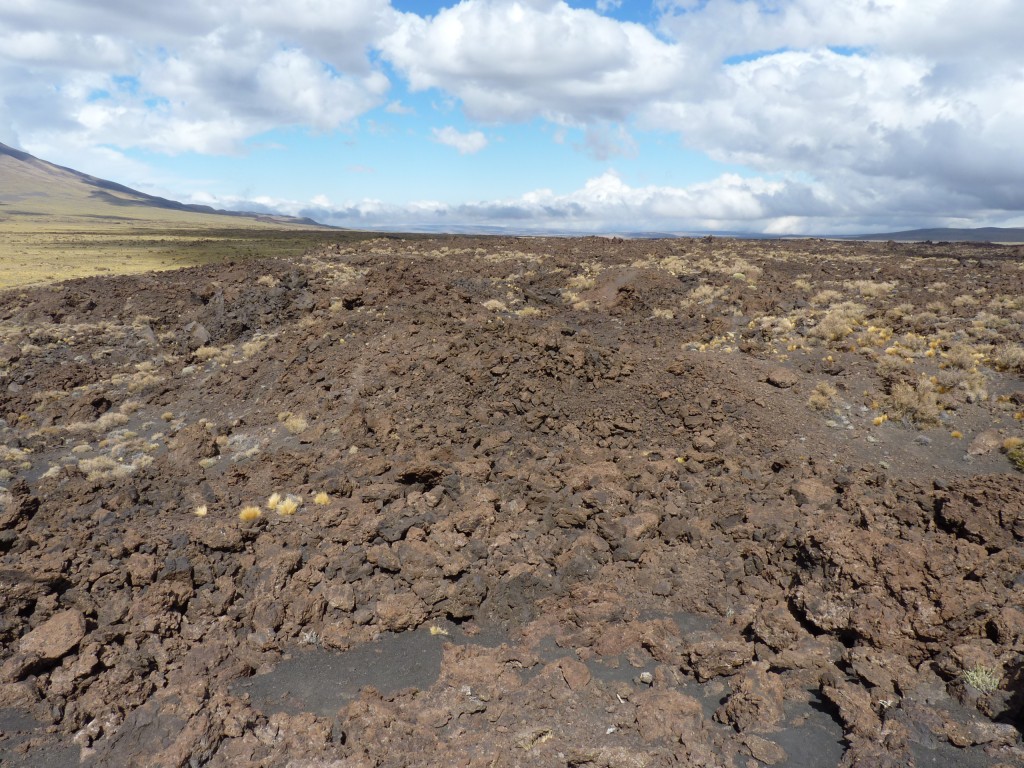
[961,664,1001,693]
[239,505,262,521]
[808,382,839,412]
[5,230,1024,767]
[278,412,309,435]
[889,375,944,426]
[1004,438,1024,472]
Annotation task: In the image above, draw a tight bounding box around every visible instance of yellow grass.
[239,505,262,521]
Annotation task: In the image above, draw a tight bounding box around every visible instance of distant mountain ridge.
[0,141,327,228]
[845,227,1024,243]
[4,141,1022,241]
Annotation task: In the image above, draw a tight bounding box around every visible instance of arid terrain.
[1,235,1023,767]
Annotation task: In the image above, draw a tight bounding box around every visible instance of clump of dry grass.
[277,412,308,435]
[809,289,843,307]
[876,356,913,386]
[889,375,944,425]
[65,411,129,435]
[845,279,896,298]
[942,343,979,370]
[811,302,868,343]
[239,505,262,521]
[808,382,839,412]
[77,453,153,482]
[687,284,725,305]
[990,343,1024,373]
[277,495,301,515]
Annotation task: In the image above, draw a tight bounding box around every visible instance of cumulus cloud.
[3,0,1024,230]
[380,0,690,123]
[432,126,488,154]
[0,0,394,156]
[199,171,843,233]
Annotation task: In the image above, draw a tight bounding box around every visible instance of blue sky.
[2,0,1024,234]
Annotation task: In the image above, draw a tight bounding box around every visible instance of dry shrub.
[194,345,224,361]
[687,284,724,304]
[239,505,262,521]
[959,371,989,404]
[566,274,597,291]
[808,383,839,412]
[66,411,129,435]
[811,302,868,343]
[909,311,940,334]
[753,315,796,340]
[896,333,929,353]
[991,343,1024,373]
[952,294,978,308]
[1004,439,1024,472]
[876,356,913,386]
[884,302,916,324]
[846,279,896,298]
[78,453,152,482]
[889,375,944,425]
[944,343,978,370]
[809,289,843,307]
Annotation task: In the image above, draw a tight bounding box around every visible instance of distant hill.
[0,141,328,230]
[848,227,1024,243]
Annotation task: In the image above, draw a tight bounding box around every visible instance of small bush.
[991,343,1024,373]
[812,302,868,343]
[1004,439,1024,472]
[889,375,944,425]
[962,664,1001,693]
[808,383,839,412]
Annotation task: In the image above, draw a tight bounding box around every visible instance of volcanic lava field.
[1,235,1023,767]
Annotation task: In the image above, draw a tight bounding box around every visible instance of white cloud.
[200,170,838,233]
[3,0,1024,229]
[385,100,415,115]
[197,163,1024,235]
[380,0,690,123]
[432,126,488,154]
[0,0,394,154]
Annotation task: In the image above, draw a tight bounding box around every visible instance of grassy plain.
[0,143,390,288]
[0,223,383,290]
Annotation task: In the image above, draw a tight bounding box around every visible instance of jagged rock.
[18,610,86,661]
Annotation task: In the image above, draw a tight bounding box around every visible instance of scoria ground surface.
[1,236,1023,767]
